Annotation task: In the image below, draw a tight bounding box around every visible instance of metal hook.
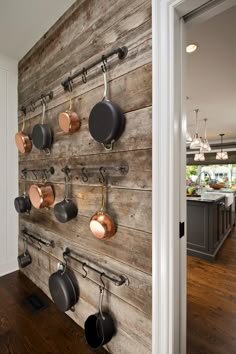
[68,79,73,92]
[100,272,106,290]
[99,167,106,184]
[81,167,89,183]
[62,252,68,274]
[30,101,36,112]
[32,170,38,180]
[82,68,87,83]
[82,263,88,278]
[41,95,47,107]
[101,55,107,72]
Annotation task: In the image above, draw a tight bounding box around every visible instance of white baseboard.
[0,259,18,276]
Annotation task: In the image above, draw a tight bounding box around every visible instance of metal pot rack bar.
[61,163,129,183]
[21,167,55,180]
[19,46,128,114]
[63,248,129,287]
[22,230,55,248]
[61,46,128,91]
[21,91,53,114]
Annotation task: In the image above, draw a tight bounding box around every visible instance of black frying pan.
[89,70,125,150]
[32,102,53,151]
[49,265,79,312]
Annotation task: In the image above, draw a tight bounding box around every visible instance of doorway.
[152,0,236,353]
[185,4,236,354]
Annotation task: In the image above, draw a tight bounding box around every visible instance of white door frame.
[152,0,218,353]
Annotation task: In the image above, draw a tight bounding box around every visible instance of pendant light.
[194,150,205,161]
[201,118,211,152]
[186,131,193,143]
[216,133,228,160]
[190,109,202,149]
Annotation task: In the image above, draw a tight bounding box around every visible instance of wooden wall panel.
[18,0,152,352]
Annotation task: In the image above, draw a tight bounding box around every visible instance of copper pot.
[58,97,80,133]
[15,113,32,153]
[29,183,55,209]
[90,185,116,240]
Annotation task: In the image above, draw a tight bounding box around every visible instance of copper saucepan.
[58,97,80,133]
[15,112,32,153]
[29,182,55,209]
[90,184,116,240]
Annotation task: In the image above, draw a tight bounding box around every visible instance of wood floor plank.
[187,228,236,354]
[0,271,107,354]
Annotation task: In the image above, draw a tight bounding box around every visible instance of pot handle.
[102,69,109,101]
[64,174,70,202]
[98,286,105,320]
[41,101,46,124]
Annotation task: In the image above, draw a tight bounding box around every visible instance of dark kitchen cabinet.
[187,197,232,261]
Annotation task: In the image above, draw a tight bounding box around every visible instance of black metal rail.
[21,91,53,114]
[22,230,55,248]
[63,248,128,287]
[61,46,128,91]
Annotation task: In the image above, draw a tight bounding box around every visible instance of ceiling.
[186,4,236,143]
[0,0,75,60]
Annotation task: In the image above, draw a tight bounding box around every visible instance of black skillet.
[14,173,31,214]
[32,101,53,151]
[88,69,125,151]
[49,259,79,312]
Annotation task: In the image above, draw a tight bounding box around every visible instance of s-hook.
[99,167,106,184]
[82,68,88,83]
[82,263,88,278]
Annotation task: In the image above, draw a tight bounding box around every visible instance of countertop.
[186,195,225,203]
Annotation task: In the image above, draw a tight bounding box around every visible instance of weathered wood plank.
[19,230,152,317]
[19,209,152,274]
[18,0,151,105]
[21,253,152,351]
[18,105,152,162]
[19,148,152,191]
[19,183,152,233]
[18,0,152,352]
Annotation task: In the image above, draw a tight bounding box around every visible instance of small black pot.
[54,199,78,223]
[32,124,53,150]
[85,311,115,350]
[14,195,31,214]
[49,269,79,312]
[18,251,32,268]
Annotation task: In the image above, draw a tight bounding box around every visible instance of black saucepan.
[14,195,31,214]
[14,175,31,214]
[88,69,125,150]
[18,240,32,268]
[49,263,79,312]
[85,285,115,350]
[54,175,78,223]
[32,102,53,151]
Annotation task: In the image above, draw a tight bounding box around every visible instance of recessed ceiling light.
[186,44,198,53]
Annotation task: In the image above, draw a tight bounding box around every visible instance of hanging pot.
[32,101,53,151]
[90,184,116,240]
[49,257,79,312]
[88,69,125,151]
[14,171,31,214]
[15,112,32,153]
[58,96,81,134]
[54,174,78,223]
[29,180,55,209]
[18,239,32,268]
[85,282,115,350]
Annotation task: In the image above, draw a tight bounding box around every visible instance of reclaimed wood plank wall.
[18,0,152,352]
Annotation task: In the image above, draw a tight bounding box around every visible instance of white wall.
[0,53,18,276]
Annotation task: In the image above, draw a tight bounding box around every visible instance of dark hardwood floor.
[187,227,236,354]
[0,271,107,354]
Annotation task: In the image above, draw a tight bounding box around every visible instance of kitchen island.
[187,194,232,260]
